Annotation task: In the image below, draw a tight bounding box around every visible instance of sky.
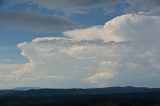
[0,0,160,89]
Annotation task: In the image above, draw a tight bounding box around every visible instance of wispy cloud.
[9,0,119,14]
[0,12,76,32]
[8,0,160,15]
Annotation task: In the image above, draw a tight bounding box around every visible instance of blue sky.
[0,0,160,88]
[0,3,114,64]
[0,0,125,64]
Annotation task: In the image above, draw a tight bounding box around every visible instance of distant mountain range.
[0,86,159,96]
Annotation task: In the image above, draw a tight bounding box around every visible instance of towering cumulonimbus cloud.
[0,14,158,88]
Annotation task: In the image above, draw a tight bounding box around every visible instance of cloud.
[11,0,119,14]
[0,12,76,32]
[125,0,160,15]
[65,14,160,44]
[9,0,160,15]
[86,70,114,84]
[63,25,124,41]
[1,13,160,88]
[0,64,23,83]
